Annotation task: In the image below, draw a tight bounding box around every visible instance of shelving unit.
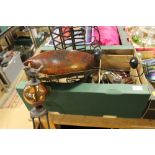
[0,26,46,100]
[40,26,133,52]
[28,26,49,48]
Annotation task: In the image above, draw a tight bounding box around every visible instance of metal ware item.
[23,67,50,129]
[24,50,101,83]
[105,72,122,83]
[129,56,139,69]
[49,26,86,51]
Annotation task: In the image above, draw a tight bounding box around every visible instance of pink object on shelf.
[93,26,120,45]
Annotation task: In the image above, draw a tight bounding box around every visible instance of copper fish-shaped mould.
[24,50,98,75]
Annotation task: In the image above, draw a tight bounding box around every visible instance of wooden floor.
[0,70,33,128]
[0,46,43,129]
[0,104,33,129]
